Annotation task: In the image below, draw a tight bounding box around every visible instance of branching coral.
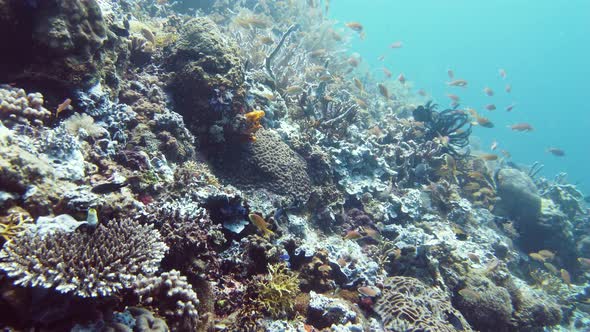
[413,101,472,158]
[0,219,167,298]
[133,270,199,331]
[254,263,300,318]
[375,276,473,332]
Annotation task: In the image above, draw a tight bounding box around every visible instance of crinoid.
[413,101,472,158]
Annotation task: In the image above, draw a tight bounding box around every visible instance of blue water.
[330,0,590,194]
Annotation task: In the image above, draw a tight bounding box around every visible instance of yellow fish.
[248,214,274,239]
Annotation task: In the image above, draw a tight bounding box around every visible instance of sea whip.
[265,24,300,81]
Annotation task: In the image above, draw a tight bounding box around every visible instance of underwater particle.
[560,269,572,287]
[546,147,565,157]
[483,87,494,96]
[390,41,403,48]
[484,104,496,111]
[248,213,274,239]
[509,122,534,132]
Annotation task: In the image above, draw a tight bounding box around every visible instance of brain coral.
[0,219,167,298]
[215,128,311,203]
[375,276,472,332]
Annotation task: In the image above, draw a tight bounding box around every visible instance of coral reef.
[0,219,167,297]
[375,276,472,331]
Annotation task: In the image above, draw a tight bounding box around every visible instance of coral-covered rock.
[375,276,472,331]
[215,128,311,203]
[165,16,244,133]
[495,168,541,219]
[0,0,112,91]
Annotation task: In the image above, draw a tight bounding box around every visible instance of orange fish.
[382,67,392,78]
[505,84,512,93]
[479,153,498,161]
[484,104,496,111]
[447,79,468,87]
[447,94,460,102]
[509,123,533,132]
[475,116,494,128]
[390,41,403,48]
[560,269,572,288]
[447,68,454,79]
[505,103,515,112]
[398,73,406,84]
[483,87,494,96]
[56,98,72,117]
[499,68,507,79]
[345,22,363,32]
[344,230,362,240]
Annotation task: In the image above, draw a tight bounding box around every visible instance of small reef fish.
[479,153,498,161]
[505,103,515,112]
[382,67,392,79]
[377,55,385,61]
[248,213,274,239]
[500,149,512,158]
[529,252,546,263]
[491,140,498,150]
[578,257,590,269]
[86,208,98,227]
[538,250,556,260]
[447,68,454,79]
[397,73,406,84]
[560,269,572,288]
[344,230,362,240]
[484,104,496,111]
[417,89,427,96]
[505,84,512,93]
[483,87,494,96]
[353,77,364,91]
[447,79,468,87]
[285,85,304,95]
[509,123,533,132]
[378,83,390,99]
[475,116,494,128]
[544,262,559,275]
[345,22,363,32]
[390,41,403,49]
[546,147,565,157]
[258,36,274,45]
[447,94,460,102]
[347,55,360,67]
[499,68,507,79]
[56,98,72,117]
[91,181,128,194]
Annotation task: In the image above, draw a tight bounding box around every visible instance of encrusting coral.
[0,219,167,298]
[375,276,473,332]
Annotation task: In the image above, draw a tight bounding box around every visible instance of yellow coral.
[254,263,300,318]
[0,213,30,243]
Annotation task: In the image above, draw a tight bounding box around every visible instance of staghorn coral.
[375,276,472,332]
[0,219,167,298]
[133,270,199,331]
[254,263,300,319]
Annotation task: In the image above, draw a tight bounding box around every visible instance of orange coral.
[244,110,265,141]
